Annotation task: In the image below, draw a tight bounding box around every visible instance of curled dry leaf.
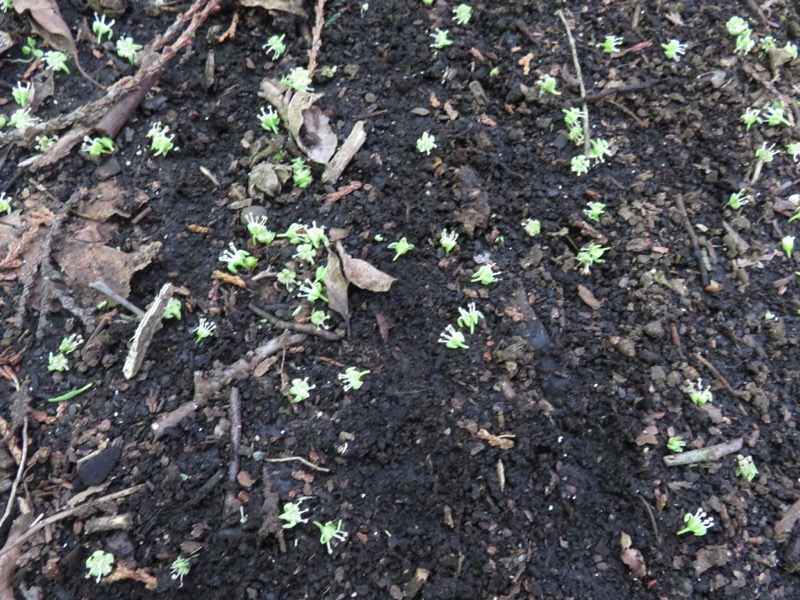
[620,532,647,578]
[324,246,351,327]
[322,121,367,184]
[577,284,602,310]
[248,161,292,197]
[123,283,174,380]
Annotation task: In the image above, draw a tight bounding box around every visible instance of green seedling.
[589,138,611,162]
[43,51,70,73]
[12,82,32,107]
[787,142,800,162]
[59,334,83,355]
[734,30,755,55]
[388,237,414,260]
[725,16,749,36]
[583,202,606,223]
[416,131,437,155]
[85,550,115,583]
[305,222,328,248]
[9,108,38,131]
[489,67,500,76]
[310,310,330,328]
[263,34,287,59]
[677,508,714,536]
[788,206,800,223]
[684,379,712,405]
[314,265,327,282]
[245,214,276,245]
[764,102,791,127]
[281,67,312,92]
[278,500,309,528]
[760,36,777,53]
[277,268,297,290]
[438,324,469,349]
[35,135,57,152]
[287,377,314,403]
[170,556,191,587]
[575,242,609,274]
[537,74,560,96]
[338,367,370,391]
[430,29,453,49]
[193,318,216,344]
[471,263,501,285]
[782,235,795,259]
[571,154,590,176]
[293,242,316,264]
[457,302,484,334]
[522,218,541,237]
[314,520,348,554]
[0,0,13,12]
[47,382,93,403]
[725,190,749,210]
[319,65,337,77]
[422,0,434,4]
[219,243,257,273]
[162,298,182,320]
[563,107,584,127]
[81,135,114,157]
[599,35,623,54]
[116,36,142,64]
[258,106,281,134]
[736,454,758,482]
[785,42,799,59]
[291,157,313,189]
[21,37,44,60]
[146,122,177,156]
[440,229,458,254]
[92,13,115,44]
[452,4,472,25]
[298,279,328,303]
[0,193,12,215]
[47,352,69,372]
[666,435,686,453]
[740,108,761,131]
[752,143,777,183]
[661,39,686,61]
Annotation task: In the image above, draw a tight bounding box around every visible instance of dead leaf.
[123,283,174,379]
[105,565,158,590]
[452,166,490,237]
[237,470,256,488]
[577,284,602,309]
[694,545,731,576]
[335,241,396,292]
[620,532,647,578]
[322,121,367,184]
[239,0,305,17]
[248,161,292,197]
[324,246,351,326]
[374,310,392,343]
[14,0,78,57]
[634,425,659,446]
[476,428,515,449]
[285,90,336,164]
[77,180,130,221]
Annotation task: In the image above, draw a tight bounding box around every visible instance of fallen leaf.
[105,565,157,590]
[374,310,392,343]
[452,166,490,237]
[248,161,292,197]
[620,532,647,578]
[123,283,174,379]
[14,0,78,57]
[694,545,731,576]
[78,180,130,222]
[285,90,337,164]
[322,121,367,184]
[324,246,351,326]
[237,470,256,488]
[635,425,659,446]
[336,241,396,292]
[577,284,602,309]
[476,428,515,449]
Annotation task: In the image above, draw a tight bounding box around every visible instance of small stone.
[77,447,121,487]
[643,320,665,339]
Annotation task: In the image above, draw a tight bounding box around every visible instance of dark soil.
[2,0,800,598]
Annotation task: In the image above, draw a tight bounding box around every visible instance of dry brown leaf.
[452,166,490,236]
[476,428,515,449]
[335,241,396,292]
[285,90,337,164]
[14,0,78,56]
[634,425,659,446]
[322,121,367,184]
[374,311,392,343]
[248,161,292,197]
[105,565,158,590]
[237,470,256,488]
[239,0,305,17]
[577,284,602,309]
[620,532,647,578]
[324,246,351,326]
[123,283,174,380]
[78,180,129,221]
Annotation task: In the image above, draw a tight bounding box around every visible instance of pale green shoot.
[86,550,115,583]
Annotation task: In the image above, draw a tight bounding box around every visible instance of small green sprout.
[319,65,337,78]
[310,310,330,328]
[277,222,307,245]
[666,435,686,453]
[764,311,777,321]
[81,136,115,157]
[764,102,791,127]
[422,0,433,4]
[278,500,309,528]
[263,34,287,59]
[440,229,458,254]
[12,82,32,107]
[0,0,12,12]
[388,237,414,260]
[163,298,182,320]
[287,377,315,403]
[281,67,313,92]
[0,193,12,215]
[277,268,297,290]
[725,16,749,36]
[430,29,453,49]
[59,334,83,355]
[575,242,609,274]
[294,243,317,264]
[43,51,70,73]
[35,135,57,152]
[314,520,348,554]
[755,142,777,163]
[245,214,276,245]
[146,122,177,157]
[21,37,44,60]
[784,42,799,59]
[571,154,591,176]
[471,263,501,285]
[85,550,115,583]
[9,108,38,131]
[760,36,777,53]
[373,234,385,242]
[589,138,611,163]
[599,35,623,54]
[291,157,313,189]
[522,218,541,237]
[782,235,795,259]
[684,379,712,405]
[736,454,758,482]
[258,106,281,134]
[314,265,327,282]
[789,206,800,223]
[193,318,216,344]
[661,39,686,61]
[536,74,560,96]
[92,13,115,44]
[456,302,484,334]
[116,36,142,64]
[734,31,755,55]
[298,279,328,303]
[563,106,584,127]
[438,324,469,349]
[725,190,749,210]
[787,142,800,162]
[583,202,606,223]
[338,367,371,391]
[740,108,761,131]
[416,131,437,155]
[452,4,472,25]
[47,352,69,372]
[219,243,258,273]
[677,508,714,536]
[489,66,500,77]
[305,222,329,248]
[0,115,6,128]
[170,556,191,587]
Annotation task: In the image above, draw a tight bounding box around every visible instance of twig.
[692,352,736,395]
[152,401,198,439]
[637,494,662,546]
[576,80,662,103]
[248,303,341,341]
[89,281,146,317]
[0,415,27,532]
[674,194,709,287]
[555,10,590,155]
[265,456,330,473]
[0,485,144,559]
[224,387,242,517]
[663,438,742,467]
[306,0,327,78]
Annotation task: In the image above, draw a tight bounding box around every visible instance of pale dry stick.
[248,303,340,341]
[0,485,144,560]
[555,9,590,155]
[0,417,28,533]
[663,438,742,467]
[89,281,146,318]
[636,494,662,546]
[692,352,736,395]
[306,0,327,78]
[673,194,709,288]
[265,456,330,473]
[223,387,242,517]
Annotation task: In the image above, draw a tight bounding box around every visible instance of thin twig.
[692,353,736,395]
[674,194,709,288]
[89,281,146,317]
[637,494,662,546]
[663,438,742,467]
[556,10,590,155]
[224,387,242,517]
[248,303,340,341]
[265,456,330,473]
[306,0,327,78]
[0,417,27,532]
